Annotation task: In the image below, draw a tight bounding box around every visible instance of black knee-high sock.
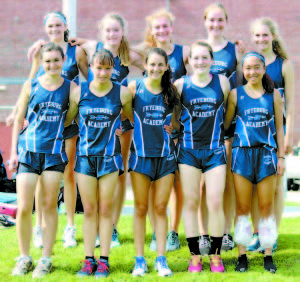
[187,237,201,256]
[210,236,223,255]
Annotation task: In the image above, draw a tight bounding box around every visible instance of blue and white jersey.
[179,74,224,149]
[18,78,70,154]
[77,82,122,156]
[168,44,187,82]
[131,79,175,157]
[87,42,129,86]
[36,43,79,85]
[210,41,237,89]
[232,86,277,148]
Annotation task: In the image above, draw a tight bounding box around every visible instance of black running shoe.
[235,255,248,272]
[264,256,277,273]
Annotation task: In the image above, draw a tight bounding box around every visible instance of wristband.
[278,156,285,159]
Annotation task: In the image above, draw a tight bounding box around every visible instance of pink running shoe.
[210,255,225,272]
[188,257,202,273]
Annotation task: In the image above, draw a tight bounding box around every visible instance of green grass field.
[0,216,299,281]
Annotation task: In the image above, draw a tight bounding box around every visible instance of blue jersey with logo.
[87,42,129,86]
[179,74,225,149]
[168,44,187,82]
[77,82,122,156]
[131,79,175,157]
[36,43,79,85]
[210,41,237,89]
[232,86,276,148]
[18,78,70,154]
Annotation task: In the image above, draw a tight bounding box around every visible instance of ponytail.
[272,38,288,60]
[262,73,274,94]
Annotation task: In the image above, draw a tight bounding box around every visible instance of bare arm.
[120,86,134,123]
[235,43,246,87]
[224,89,237,131]
[219,75,231,107]
[81,40,98,63]
[130,50,145,71]
[76,46,89,80]
[282,59,295,154]
[9,80,31,171]
[64,82,80,128]
[274,89,285,175]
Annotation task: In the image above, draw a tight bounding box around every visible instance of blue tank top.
[210,41,237,89]
[131,79,175,157]
[232,86,277,148]
[77,82,122,156]
[36,43,79,85]
[18,79,70,154]
[266,57,286,124]
[179,74,225,149]
[87,42,130,86]
[168,44,187,82]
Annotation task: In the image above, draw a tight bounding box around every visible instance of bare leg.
[131,172,151,257]
[153,174,174,256]
[77,173,98,257]
[64,136,77,226]
[16,173,39,256]
[224,139,235,233]
[112,130,133,227]
[198,177,208,235]
[98,172,119,256]
[274,175,284,229]
[34,177,43,228]
[233,173,253,256]
[40,171,63,257]
[169,171,183,233]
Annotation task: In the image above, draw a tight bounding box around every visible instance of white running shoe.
[155,256,172,277]
[63,225,77,248]
[33,226,43,248]
[132,256,148,277]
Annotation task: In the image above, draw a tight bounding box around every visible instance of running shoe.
[76,258,97,277]
[111,227,121,248]
[246,233,260,252]
[95,259,109,278]
[149,232,157,251]
[132,256,148,277]
[235,255,248,272]
[264,256,277,273]
[95,234,101,248]
[33,226,43,248]
[166,231,181,251]
[199,235,210,256]
[188,256,202,273]
[32,257,52,278]
[221,233,235,252]
[12,256,33,276]
[155,256,172,277]
[210,255,225,272]
[63,225,77,248]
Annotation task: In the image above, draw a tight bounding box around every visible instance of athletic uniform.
[74,82,124,178]
[128,79,177,180]
[177,74,227,172]
[168,44,187,83]
[17,78,70,175]
[36,43,80,140]
[210,41,237,139]
[231,86,277,184]
[88,41,132,132]
[266,56,286,132]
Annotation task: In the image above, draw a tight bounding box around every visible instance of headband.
[44,13,67,26]
[242,52,265,67]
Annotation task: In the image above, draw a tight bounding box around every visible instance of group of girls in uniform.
[7,2,294,278]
